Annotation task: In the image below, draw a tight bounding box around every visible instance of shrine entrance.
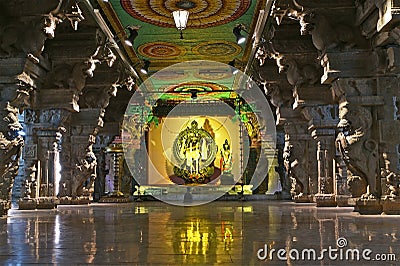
[121,60,277,205]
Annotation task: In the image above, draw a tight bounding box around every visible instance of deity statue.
[178,121,203,173]
[219,139,232,173]
[172,120,217,183]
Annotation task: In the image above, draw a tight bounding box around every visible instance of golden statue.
[220,139,232,173]
[172,120,217,183]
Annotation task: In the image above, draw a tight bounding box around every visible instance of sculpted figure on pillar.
[0,73,35,209]
[287,0,365,57]
[43,58,99,94]
[0,0,84,63]
[63,62,129,198]
[0,13,59,62]
[335,102,380,198]
[381,153,400,199]
[80,86,117,110]
[275,55,321,87]
[23,164,38,199]
[71,144,97,198]
[43,31,117,96]
[0,132,23,205]
[260,82,285,108]
[283,140,309,197]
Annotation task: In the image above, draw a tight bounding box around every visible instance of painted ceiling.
[98,0,264,83]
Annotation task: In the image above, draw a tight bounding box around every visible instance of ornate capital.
[275,55,322,87]
[286,3,368,55]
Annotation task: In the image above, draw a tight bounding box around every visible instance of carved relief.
[71,144,97,197]
[11,73,34,111]
[24,144,37,160]
[261,82,284,108]
[0,132,24,204]
[25,109,38,124]
[303,105,338,122]
[381,153,400,199]
[43,60,97,93]
[23,163,38,199]
[284,140,310,197]
[80,86,117,109]
[0,0,85,62]
[39,109,63,125]
[275,55,321,87]
[91,42,117,68]
[335,102,380,198]
[393,96,400,120]
[95,135,112,148]
[62,3,85,31]
[289,1,365,56]
[3,103,22,132]
[0,17,56,61]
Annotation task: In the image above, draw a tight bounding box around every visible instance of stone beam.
[321,51,378,84]
[293,85,333,109]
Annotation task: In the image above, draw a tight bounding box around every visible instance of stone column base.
[18,198,38,210]
[381,198,400,215]
[18,197,56,210]
[335,195,352,207]
[314,194,337,207]
[278,191,292,200]
[57,196,91,205]
[99,196,132,203]
[356,199,382,215]
[293,194,312,203]
[36,197,57,209]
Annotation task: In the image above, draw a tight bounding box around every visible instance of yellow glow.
[148,116,240,185]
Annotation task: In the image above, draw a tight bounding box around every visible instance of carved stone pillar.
[40,27,122,200]
[354,0,400,213]
[0,64,40,212]
[67,108,103,199]
[92,134,113,201]
[27,109,70,198]
[282,111,317,203]
[274,129,291,199]
[332,78,383,213]
[0,1,87,210]
[303,105,339,206]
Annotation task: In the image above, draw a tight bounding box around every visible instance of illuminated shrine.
[120,63,274,204]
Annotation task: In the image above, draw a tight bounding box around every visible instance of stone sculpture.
[289,0,361,57]
[0,133,23,205]
[276,55,320,87]
[72,144,97,197]
[0,0,83,62]
[335,102,380,198]
[283,141,309,197]
[381,153,400,199]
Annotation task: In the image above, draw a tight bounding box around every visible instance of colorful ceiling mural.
[120,0,251,28]
[138,42,186,59]
[98,0,264,78]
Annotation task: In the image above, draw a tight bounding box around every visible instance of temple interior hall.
[1,0,400,264]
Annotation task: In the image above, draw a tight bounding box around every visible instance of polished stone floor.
[0,201,399,265]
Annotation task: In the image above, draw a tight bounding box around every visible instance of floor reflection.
[1,202,399,265]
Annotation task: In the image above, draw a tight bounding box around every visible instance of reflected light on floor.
[2,202,400,265]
